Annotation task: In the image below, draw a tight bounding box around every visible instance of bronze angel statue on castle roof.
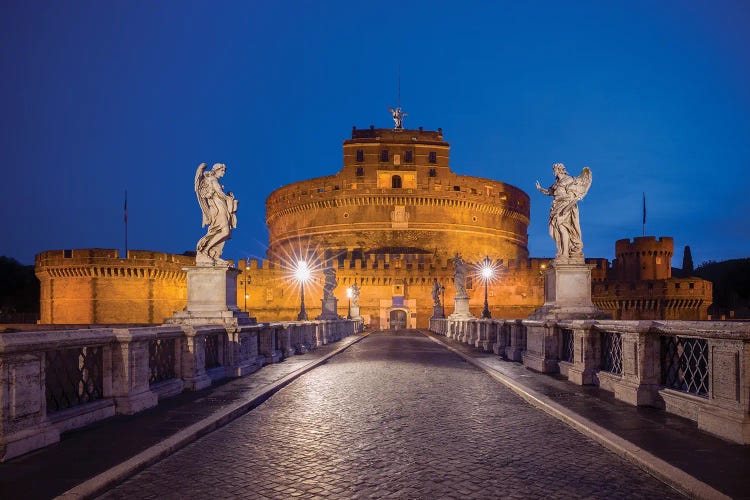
[194,163,238,266]
[536,163,592,264]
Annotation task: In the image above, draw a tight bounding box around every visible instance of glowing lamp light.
[346,287,353,298]
[294,260,311,283]
[481,263,495,281]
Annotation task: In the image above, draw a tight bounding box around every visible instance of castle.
[35,126,712,327]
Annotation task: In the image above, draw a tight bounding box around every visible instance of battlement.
[615,236,674,255]
[36,249,194,268]
[347,126,445,143]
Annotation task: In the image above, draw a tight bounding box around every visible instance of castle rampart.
[35,249,191,325]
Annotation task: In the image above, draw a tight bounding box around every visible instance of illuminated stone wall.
[35,249,190,324]
[265,127,530,264]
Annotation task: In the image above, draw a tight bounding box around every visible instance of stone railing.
[0,318,364,461]
[430,317,750,444]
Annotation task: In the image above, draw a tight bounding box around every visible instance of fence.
[429,317,750,445]
[0,318,363,461]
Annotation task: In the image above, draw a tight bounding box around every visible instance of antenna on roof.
[388,65,407,130]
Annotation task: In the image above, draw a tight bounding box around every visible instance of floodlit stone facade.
[35,249,190,325]
[592,237,712,320]
[266,127,530,263]
[34,131,711,327]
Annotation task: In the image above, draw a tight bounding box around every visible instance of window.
[428,151,437,163]
[380,150,389,162]
[675,283,681,289]
[429,168,437,177]
[356,150,364,162]
[453,186,460,191]
[64,249,73,258]
[689,282,695,289]
[356,167,364,177]
[392,175,402,188]
[404,150,413,162]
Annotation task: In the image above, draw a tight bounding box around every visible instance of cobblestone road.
[101,331,683,499]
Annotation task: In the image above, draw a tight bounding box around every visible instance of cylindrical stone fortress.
[266,127,530,263]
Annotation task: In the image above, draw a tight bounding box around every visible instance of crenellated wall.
[35,249,191,325]
[614,236,674,281]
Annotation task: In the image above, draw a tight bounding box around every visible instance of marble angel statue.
[194,163,238,266]
[535,163,592,263]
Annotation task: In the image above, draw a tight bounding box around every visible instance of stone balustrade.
[0,318,364,461]
[430,317,750,444]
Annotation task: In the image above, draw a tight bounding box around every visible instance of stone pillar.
[180,326,213,391]
[565,321,599,385]
[350,304,362,321]
[505,320,527,361]
[110,329,158,414]
[522,320,560,373]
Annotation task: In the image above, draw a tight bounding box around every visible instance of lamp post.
[346,287,352,319]
[480,255,494,319]
[440,284,445,317]
[295,260,311,321]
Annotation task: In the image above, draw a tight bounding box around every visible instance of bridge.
[0,320,748,498]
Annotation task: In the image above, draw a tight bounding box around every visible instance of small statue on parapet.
[194,163,238,266]
[432,278,442,307]
[350,282,360,308]
[536,163,592,264]
[452,253,468,299]
[323,264,338,300]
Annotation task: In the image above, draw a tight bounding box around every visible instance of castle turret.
[614,236,673,281]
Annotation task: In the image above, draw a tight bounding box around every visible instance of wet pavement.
[100,330,684,499]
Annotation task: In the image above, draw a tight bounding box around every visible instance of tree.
[682,246,694,275]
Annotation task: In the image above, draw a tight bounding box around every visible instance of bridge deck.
[0,330,747,498]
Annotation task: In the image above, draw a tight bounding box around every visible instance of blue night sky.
[1,1,748,266]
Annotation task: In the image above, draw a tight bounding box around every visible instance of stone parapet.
[430,317,750,444]
[0,318,360,461]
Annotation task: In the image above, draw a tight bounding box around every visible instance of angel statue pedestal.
[318,297,339,320]
[529,261,608,321]
[168,265,255,327]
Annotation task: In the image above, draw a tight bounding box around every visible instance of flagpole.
[124,190,129,257]
[642,192,646,237]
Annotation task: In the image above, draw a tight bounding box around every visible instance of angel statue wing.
[194,163,210,227]
[570,167,592,201]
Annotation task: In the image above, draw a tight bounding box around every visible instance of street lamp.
[346,286,352,319]
[440,284,446,317]
[480,255,495,319]
[294,260,312,321]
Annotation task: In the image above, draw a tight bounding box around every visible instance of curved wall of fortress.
[265,127,530,263]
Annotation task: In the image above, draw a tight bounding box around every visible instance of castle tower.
[265,126,530,263]
[613,236,674,281]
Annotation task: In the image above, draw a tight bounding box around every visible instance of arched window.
[392,175,402,188]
